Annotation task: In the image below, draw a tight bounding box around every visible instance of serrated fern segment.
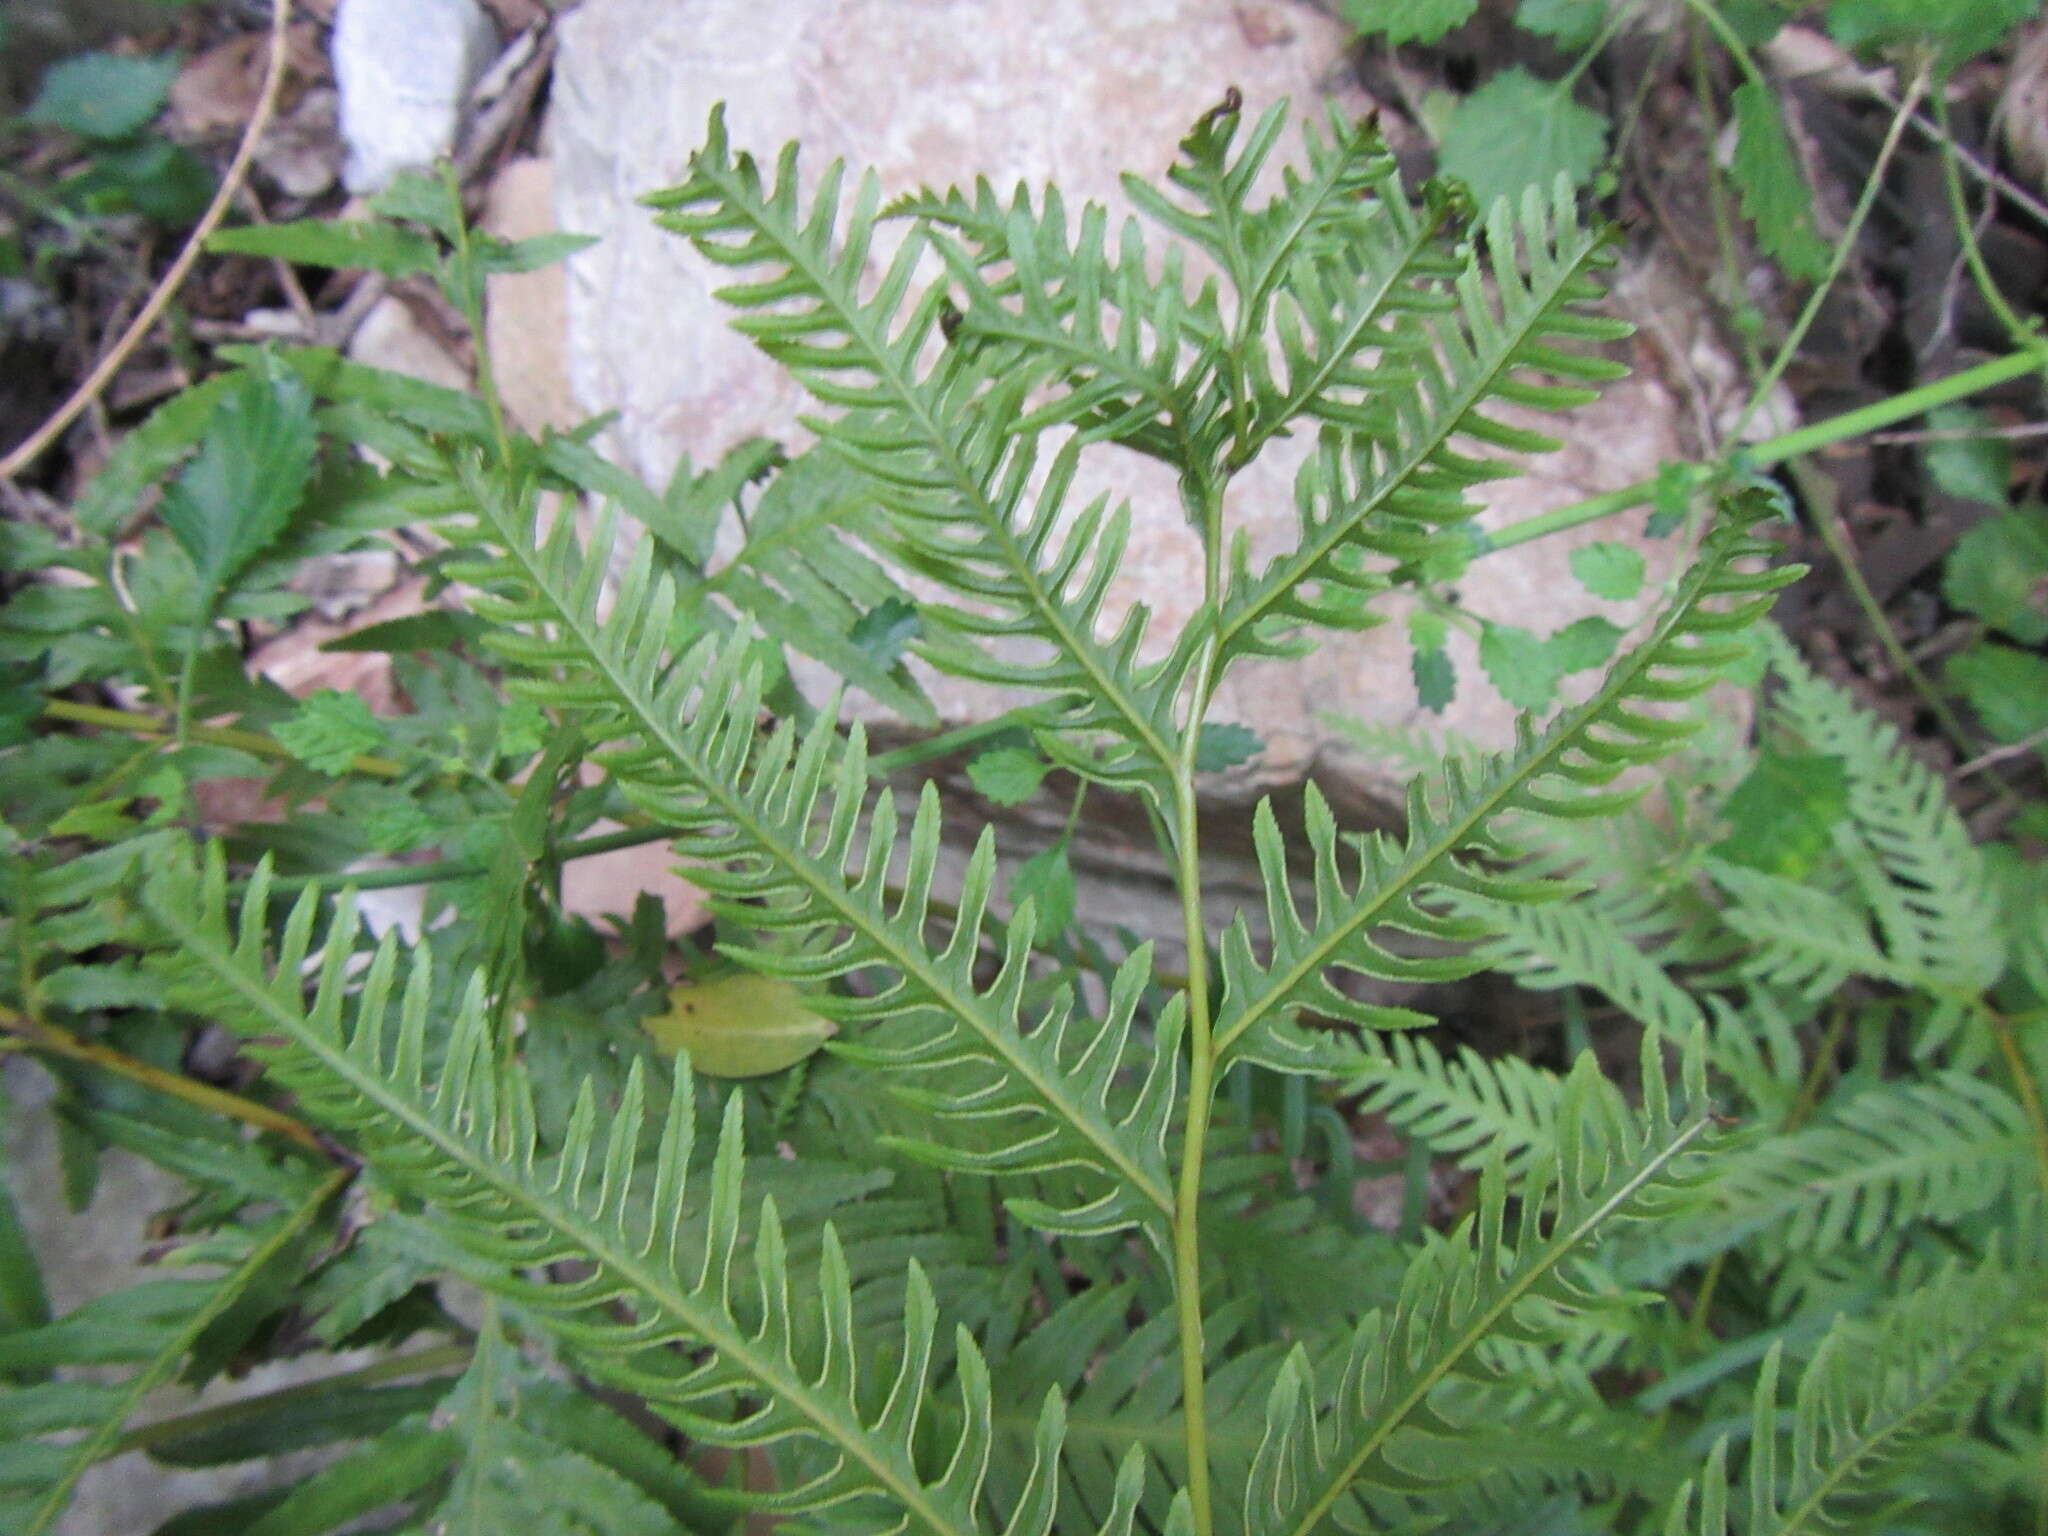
[1455,893,1709,1036]
[1704,1074,2034,1260]
[646,108,1180,791]
[905,177,1227,465]
[437,469,1174,1238]
[1345,1033,1588,1178]
[1249,1044,1715,1536]
[1215,498,1800,1075]
[1213,177,1630,667]
[1755,632,2004,1048]
[137,849,1143,1536]
[1702,1260,2044,1536]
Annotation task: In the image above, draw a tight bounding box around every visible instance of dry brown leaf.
[169,23,328,137]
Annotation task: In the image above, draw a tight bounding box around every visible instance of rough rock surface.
[332,0,498,193]
[549,0,1712,936]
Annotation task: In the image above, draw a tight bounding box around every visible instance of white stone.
[331,0,498,193]
[549,0,1713,891]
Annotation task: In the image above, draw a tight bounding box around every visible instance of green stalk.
[1469,348,2043,559]
[40,697,406,779]
[1170,640,1219,1536]
[1169,466,1230,1536]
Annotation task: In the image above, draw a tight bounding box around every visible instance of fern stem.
[1467,348,2044,560]
[1170,630,1223,1536]
[39,696,406,779]
[0,1003,326,1154]
[1989,1007,2048,1201]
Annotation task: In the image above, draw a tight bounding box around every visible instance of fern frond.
[1212,178,1630,666]
[895,176,1226,465]
[1216,494,1799,1075]
[1246,1041,1714,1536]
[1457,893,1709,1036]
[647,109,1182,792]
[1705,860,1952,1008]
[1756,632,2004,1050]
[1345,1032,1582,1177]
[0,1173,340,1536]
[436,464,1177,1239]
[1671,1257,2045,1535]
[1702,1074,2034,1259]
[138,848,1150,1536]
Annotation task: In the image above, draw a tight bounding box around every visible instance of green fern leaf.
[433,464,1177,1239]
[0,1175,340,1536]
[137,848,1148,1536]
[1247,1041,1715,1535]
[647,108,1182,793]
[1212,177,1630,667]
[1698,1074,2034,1259]
[1217,493,1799,1074]
[1673,1257,2046,1535]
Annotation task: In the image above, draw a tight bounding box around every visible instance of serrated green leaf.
[1648,461,1705,537]
[241,1422,458,1536]
[207,219,441,278]
[273,691,384,776]
[367,171,462,237]
[1479,620,1563,712]
[158,360,319,596]
[1922,405,2015,507]
[496,697,547,761]
[1711,747,1851,877]
[1516,0,1610,50]
[1408,610,1456,713]
[321,610,487,654]
[1827,0,2034,63]
[848,595,921,668]
[968,746,1052,806]
[1012,845,1077,947]
[476,231,600,275]
[1546,615,1622,674]
[1948,641,2048,747]
[1412,644,1456,713]
[1196,722,1263,773]
[1569,541,1646,600]
[1943,506,2048,643]
[1438,69,1608,211]
[27,51,177,140]
[1729,80,1830,280]
[641,972,836,1078]
[1341,0,1477,43]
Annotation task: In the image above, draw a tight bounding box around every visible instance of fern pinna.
[10,92,2045,1536]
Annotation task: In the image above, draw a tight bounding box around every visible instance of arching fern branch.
[647,109,1182,796]
[1216,492,1801,1076]
[1210,178,1630,669]
[438,460,1178,1240]
[1246,1038,1717,1536]
[138,848,1149,1536]
[1666,1255,2046,1536]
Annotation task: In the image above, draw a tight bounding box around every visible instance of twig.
[0,0,293,482]
[1957,722,2048,778]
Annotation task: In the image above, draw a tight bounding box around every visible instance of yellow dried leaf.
[641,973,835,1078]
